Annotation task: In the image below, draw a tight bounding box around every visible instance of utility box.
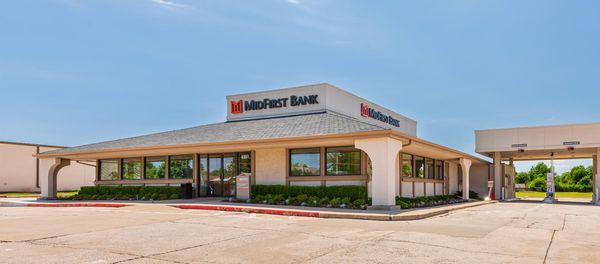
[236,173,251,200]
[180,183,193,199]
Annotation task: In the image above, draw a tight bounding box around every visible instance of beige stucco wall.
[0,143,37,192]
[448,162,459,195]
[469,164,490,199]
[0,143,95,192]
[254,148,286,185]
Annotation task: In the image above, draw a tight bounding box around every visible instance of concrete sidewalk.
[0,197,493,221]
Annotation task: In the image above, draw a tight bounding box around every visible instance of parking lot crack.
[543,230,557,264]
[295,231,395,264]
[147,230,268,259]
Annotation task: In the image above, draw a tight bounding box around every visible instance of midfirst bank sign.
[360,103,400,127]
[226,83,417,136]
[230,94,319,114]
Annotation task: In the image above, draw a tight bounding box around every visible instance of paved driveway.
[1,202,599,263]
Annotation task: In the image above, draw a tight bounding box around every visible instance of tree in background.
[555,165,593,192]
[515,172,530,184]
[517,162,592,192]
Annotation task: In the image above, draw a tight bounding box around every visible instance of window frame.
[413,155,425,178]
[121,158,142,180]
[99,159,119,181]
[169,155,194,179]
[289,148,322,177]
[145,156,167,180]
[401,153,414,178]
[325,146,362,176]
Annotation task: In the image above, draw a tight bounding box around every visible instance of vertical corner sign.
[231,100,243,114]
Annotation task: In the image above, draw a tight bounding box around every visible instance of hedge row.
[72,186,181,200]
[249,194,367,210]
[396,195,466,209]
[251,185,368,201]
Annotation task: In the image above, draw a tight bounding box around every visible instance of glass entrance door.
[198,152,251,197]
[222,155,237,197]
[208,156,223,196]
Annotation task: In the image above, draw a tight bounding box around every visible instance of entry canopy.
[476,122,600,161]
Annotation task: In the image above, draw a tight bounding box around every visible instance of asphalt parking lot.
[1,202,600,264]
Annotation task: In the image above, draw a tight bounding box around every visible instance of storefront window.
[122,158,141,180]
[238,152,251,174]
[170,155,193,179]
[426,158,435,179]
[145,157,166,179]
[99,159,118,180]
[199,156,208,196]
[326,147,361,175]
[289,148,320,176]
[435,160,444,180]
[414,156,424,178]
[402,154,413,177]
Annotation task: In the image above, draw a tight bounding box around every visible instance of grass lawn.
[516,191,592,199]
[0,191,78,198]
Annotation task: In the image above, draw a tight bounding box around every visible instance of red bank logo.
[360,103,369,117]
[230,100,243,114]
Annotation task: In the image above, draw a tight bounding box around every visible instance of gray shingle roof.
[43,111,388,156]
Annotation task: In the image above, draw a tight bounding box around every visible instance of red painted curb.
[25,203,128,208]
[176,204,321,218]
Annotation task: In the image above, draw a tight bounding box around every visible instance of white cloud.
[286,0,300,4]
[151,0,186,9]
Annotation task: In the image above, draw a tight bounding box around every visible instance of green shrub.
[295,194,309,205]
[340,197,351,207]
[251,185,367,201]
[308,196,320,206]
[329,198,341,207]
[273,194,285,204]
[528,177,547,192]
[318,197,330,206]
[352,198,366,209]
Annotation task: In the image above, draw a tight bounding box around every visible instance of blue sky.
[1,0,599,173]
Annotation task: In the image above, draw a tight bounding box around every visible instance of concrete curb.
[0,201,129,208]
[25,203,129,208]
[175,201,494,221]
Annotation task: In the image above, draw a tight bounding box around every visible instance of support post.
[593,150,600,206]
[493,152,502,200]
[543,153,556,204]
[355,137,403,210]
[40,158,70,200]
[460,158,472,200]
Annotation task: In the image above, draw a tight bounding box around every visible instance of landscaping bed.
[234,185,473,210]
[67,186,182,201]
[395,195,467,209]
[241,185,369,209]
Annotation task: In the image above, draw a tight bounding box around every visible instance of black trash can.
[180,183,193,199]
